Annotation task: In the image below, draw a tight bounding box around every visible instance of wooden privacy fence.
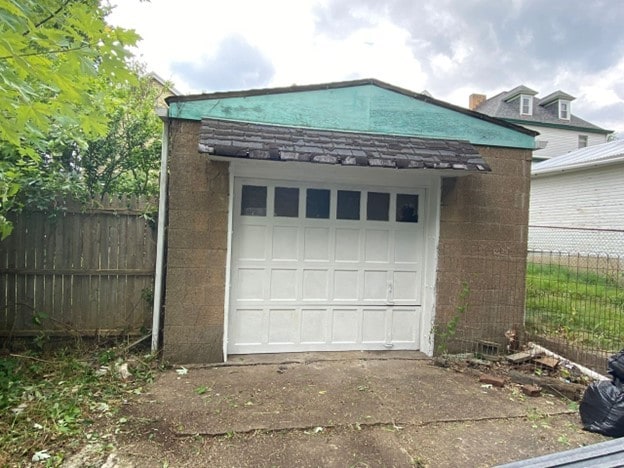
[0,198,157,338]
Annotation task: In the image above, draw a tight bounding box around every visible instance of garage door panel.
[304,227,330,261]
[238,224,268,260]
[302,269,329,300]
[237,269,266,300]
[391,308,419,343]
[231,309,265,345]
[332,309,359,343]
[269,269,297,300]
[393,271,421,301]
[268,309,298,344]
[272,226,299,260]
[394,230,421,263]
[363,270,388,301]
[365,229,390,262]
[300,309,327,343]
[362,309,386,343]
[333,270,359,300]
[335,228,360,262]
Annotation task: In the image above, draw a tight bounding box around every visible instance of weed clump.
[0,345,157,465]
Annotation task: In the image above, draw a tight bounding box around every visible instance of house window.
[396,194,419,223]
[559,100,570,120]
[337,190,360,220]
[520,95,532,115]
[241,185,267,216]
[306,188,330,219]
[578,135,588,148]
[367,192,389,221]
[274,187,299,217]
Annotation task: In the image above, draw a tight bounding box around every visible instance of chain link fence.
[526,225,624,373]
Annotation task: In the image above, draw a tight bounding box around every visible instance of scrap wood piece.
[534,356,560,369]
[509,370,585,401]
[507,351,536,364]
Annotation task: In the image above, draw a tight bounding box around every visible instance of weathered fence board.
[0,198,157,338]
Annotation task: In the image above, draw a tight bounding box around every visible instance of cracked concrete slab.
[129,356,580,436]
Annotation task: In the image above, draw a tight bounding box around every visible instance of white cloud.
[107,0,624,134]
[274,21,426,89]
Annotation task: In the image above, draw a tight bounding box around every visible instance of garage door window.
[240,183,419,224]
[306,188,330,219]
[241,185,267,216]
[396,194,419,223]
[274,187,299,217]
[367,192,390,221]
[337,190,360,220]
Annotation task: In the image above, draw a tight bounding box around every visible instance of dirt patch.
[104,355,609,467]
[114,413,603,467]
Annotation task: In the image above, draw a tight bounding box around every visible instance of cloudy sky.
[108,0,624,134]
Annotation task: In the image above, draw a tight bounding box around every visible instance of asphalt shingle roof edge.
[198,118,492,173]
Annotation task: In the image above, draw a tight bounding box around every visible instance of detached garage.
[161,79,536,363]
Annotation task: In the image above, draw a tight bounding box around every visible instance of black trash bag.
[608,349,624,382]
[580,380,624,437]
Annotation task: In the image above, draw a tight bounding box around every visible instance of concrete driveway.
[115,352,607,467]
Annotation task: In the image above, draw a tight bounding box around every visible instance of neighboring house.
[148,72,181,107]
[160,79,536,363]
[529,139,624,255]
[470,86,612,161]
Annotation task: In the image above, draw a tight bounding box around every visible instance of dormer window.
[538,90,575,121]
[559,100,570,120]
[520,95,533,115]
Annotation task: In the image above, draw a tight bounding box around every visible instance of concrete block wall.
[163,120,229,363]
[435,146,532,353]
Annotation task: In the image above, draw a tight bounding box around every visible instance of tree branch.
[30,0,73,32]
[0,43,90,61]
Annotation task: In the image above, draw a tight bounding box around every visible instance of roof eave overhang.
[205,154,486,177]
[532,157,624,177]
[198,118,492,174]
[506,118,612,135]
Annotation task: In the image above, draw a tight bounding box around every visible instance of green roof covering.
[167,79,536,150]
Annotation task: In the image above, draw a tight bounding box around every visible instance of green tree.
[0,0,139,238]
[81,67,165,199]
[11,66,168,210]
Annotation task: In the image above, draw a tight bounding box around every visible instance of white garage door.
[228,177,426,354]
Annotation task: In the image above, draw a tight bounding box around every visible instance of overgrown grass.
[526,262,624,351]
[0,345,157,466]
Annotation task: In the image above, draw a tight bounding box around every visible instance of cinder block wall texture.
[435,146,532,353]
[163,120,229,363]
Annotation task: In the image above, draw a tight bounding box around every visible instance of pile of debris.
[434,345,600,401]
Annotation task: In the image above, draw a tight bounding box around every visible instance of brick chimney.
[469,93,486,110]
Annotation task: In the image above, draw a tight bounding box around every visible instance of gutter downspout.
[152,107,169,353]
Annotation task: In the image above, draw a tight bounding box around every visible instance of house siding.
[436,147,532,350]
[526,125,608,160]
[530,165,624,230]
[529,164,624,255]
